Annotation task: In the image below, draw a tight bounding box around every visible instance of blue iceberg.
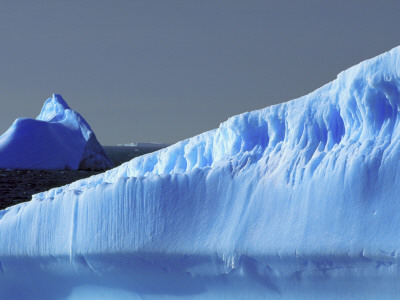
[0,94,113,170]
[2,47,400,299]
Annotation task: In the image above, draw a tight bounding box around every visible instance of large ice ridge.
[2,47,400,298]
[0,94,113,170]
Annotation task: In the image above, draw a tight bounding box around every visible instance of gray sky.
[1,1,400,145]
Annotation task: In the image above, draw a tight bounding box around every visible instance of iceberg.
[0,94,113,170]
[2,47,400,299]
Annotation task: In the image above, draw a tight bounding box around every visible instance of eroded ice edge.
[2,47,400,299]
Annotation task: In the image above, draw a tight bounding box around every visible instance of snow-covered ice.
[0,94,113,170]
[2,47,400,298]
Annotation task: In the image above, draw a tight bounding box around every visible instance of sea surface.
[0,145,164,210]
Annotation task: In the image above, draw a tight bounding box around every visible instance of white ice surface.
[3,47,400,298]
[0,94,113,170]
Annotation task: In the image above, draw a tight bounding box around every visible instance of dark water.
[103,146,162,167]
[0,145,164,210]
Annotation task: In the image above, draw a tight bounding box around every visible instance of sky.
[1,1,400,145]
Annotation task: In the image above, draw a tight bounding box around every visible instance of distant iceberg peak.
[0,94,113,170]
[37,93,71,122]
[52,93,69,106]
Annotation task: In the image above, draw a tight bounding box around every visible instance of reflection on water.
[0,145,165,210]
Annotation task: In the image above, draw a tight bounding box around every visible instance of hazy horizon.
[1,1,400,145]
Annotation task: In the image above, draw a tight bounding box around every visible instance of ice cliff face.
[8,47,400,255]
[0,94,113,170]
[2,48,400,299]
